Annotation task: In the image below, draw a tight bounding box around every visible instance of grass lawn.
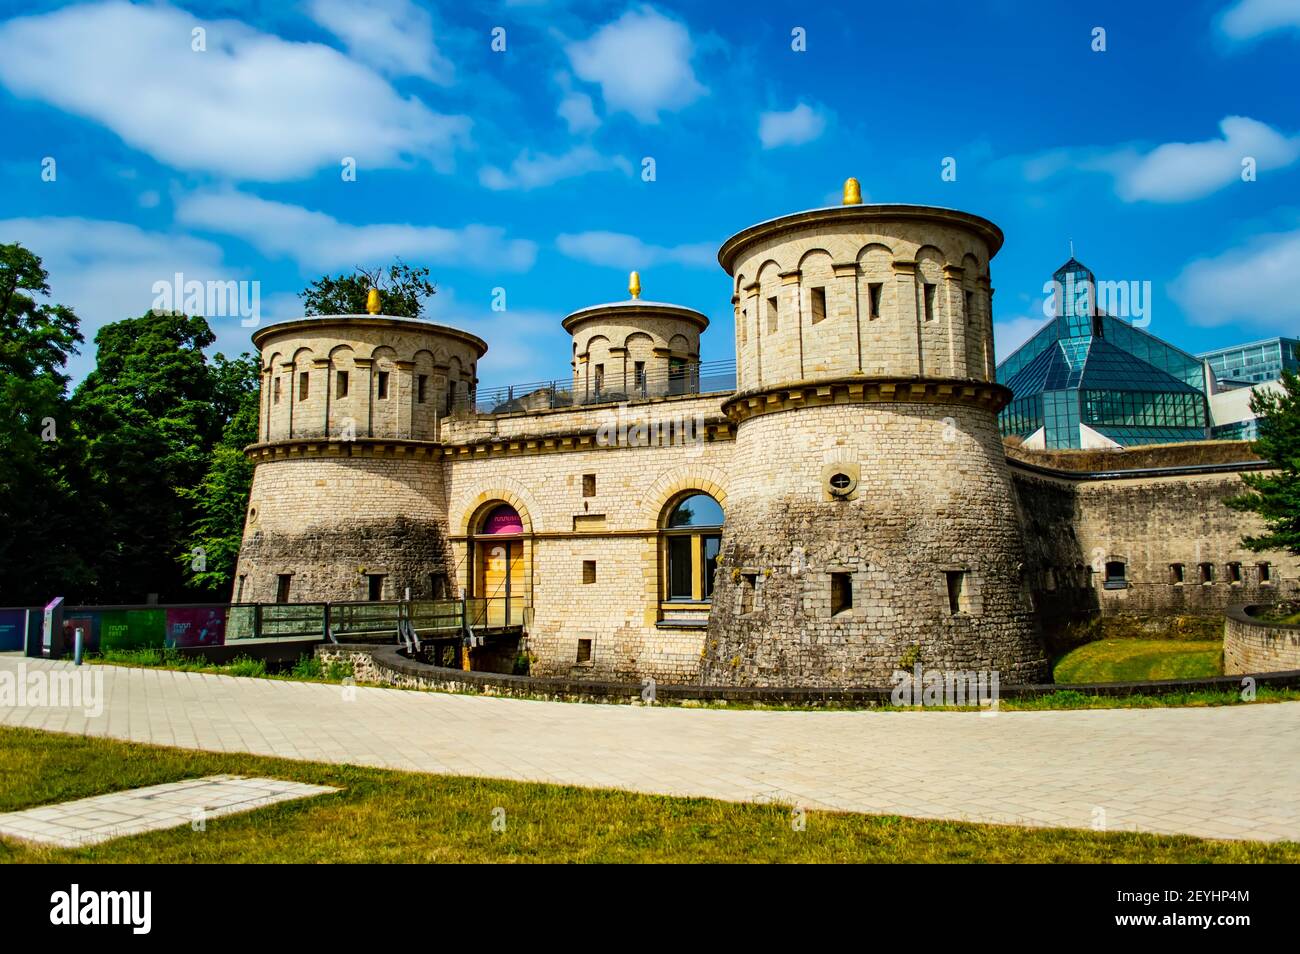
[1053,639,1223,684]
[0,726,1295,863]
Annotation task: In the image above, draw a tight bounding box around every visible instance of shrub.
[291,654,324,679]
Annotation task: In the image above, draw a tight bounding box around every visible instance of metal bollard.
[74,626,84,666]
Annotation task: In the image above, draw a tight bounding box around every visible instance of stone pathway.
[1,655,1298,842]
[0,775,338,847]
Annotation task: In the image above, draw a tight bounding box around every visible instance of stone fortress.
[234,180,1296,686]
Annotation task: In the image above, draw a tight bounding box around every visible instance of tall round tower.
[701,179,1048,686]
[233,301,486,604]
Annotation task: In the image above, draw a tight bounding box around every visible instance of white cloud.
[479,146,631,191]
[1218,0,1300,41]
[565,6,706,123]
[0,1,470,181]
[1010,117,1300,203]
[1170,228,1300,328]
[993,315,1051,363]
[556,72,600,133]
[758,103,827,149]
[556,231,714,270]
[1115,116,1300,202]
[0,216,248,380]
[306,0,454,83]
[175,189,536,272]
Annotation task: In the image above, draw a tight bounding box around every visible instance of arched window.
[662,493,724,602]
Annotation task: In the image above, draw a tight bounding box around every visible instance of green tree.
[299,261,436,318]
[72,311,222,601]
[179,352,260,594]
[0,243,91,603]
[1226,371,1300,553]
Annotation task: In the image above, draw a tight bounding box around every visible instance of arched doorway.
[473,503,525,627]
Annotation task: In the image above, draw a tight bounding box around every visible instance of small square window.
[582,560,596,584]
[582,473,596,497]
[810,286,827,324]
[868,282,883,320]
[1228,562,1242,584]
[946,570,967,614]
[830,572,853,616]
[367,574,385,601]
[1258,562,1273,584]
[1103,561,1127,589]
[1199,562,1214,584]
[1170,563,1185,584]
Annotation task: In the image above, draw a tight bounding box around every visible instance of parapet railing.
[4,597,530,657]
[455,359,737,417]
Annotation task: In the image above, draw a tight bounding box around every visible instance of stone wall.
[1224,606,1300,674]
[703,399,1048,686]
[1011,460,1299,627]
[235,449,452,603]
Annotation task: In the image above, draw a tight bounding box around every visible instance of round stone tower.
[562,271,709,402]
[233,303,486,604]
[701,179,1048,686]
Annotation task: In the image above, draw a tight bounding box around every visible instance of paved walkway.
[1,655,1297,842]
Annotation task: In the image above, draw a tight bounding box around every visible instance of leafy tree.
[0,243,91,603]
[179,352,260,593]
[299,261,436,318]
[72,311,222,601]
[1227,371,1300,553]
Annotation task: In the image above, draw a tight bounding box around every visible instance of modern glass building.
[1197,337,1300,386]
[997,258,1209,449]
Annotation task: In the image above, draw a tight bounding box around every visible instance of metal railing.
[457,359,737,417]
[464,596,530,630]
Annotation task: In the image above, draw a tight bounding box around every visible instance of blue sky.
[1,0,1298,387]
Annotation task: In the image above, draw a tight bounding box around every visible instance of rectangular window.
[667,536,693,600]
[946,570,967,614]
[634,361,646,393]
[964,289,974,323]
[923,283,937,322]
[1199,562,1214,584]
[298,371,309,401]
[668,357,688,395]
[430,572,449,599]
[868,282,883,320]
[336,370,349,398]
[741,573,757,615]
[236,574,246,602]
[1170,563,1185,584]
[576,638,593,665]
[810,286,827,324]
[1104,561,1127,590]
[582,560,596,584]
[702,535,720,600]
[767,295,779,334]
[273,377,282,404]
[276,574,292,604]
[367,574,385,601]
[1228,562,1242,584]
[446,379,456,413]
[582,473,596,497]
[417,374,427,403]
[1043,568,1056,591]
[377,370,390,400]
[830,572,853,616]
[1258,562,1273,584]
[594,364,605,393]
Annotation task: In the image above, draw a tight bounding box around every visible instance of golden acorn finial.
[842,177,862,205]
[365,287,381,314]
[628,270,641,300]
